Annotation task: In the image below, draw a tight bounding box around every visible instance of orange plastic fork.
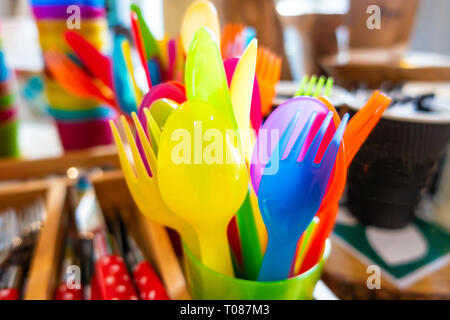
[344,92,392,163]
[221,23,245,58]
[256,47,281,116]
[296,92,391,274]
[44,50,118,109]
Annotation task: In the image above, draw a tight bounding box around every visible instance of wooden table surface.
[323,238,450,299]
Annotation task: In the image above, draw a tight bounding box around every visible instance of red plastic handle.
[133,261,169,300]
[94,255,138,300]
[54,283,83,300]
[0,288,19,300]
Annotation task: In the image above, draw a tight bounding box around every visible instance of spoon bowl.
[158,100,248,277]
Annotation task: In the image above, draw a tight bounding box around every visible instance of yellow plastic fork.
[109,113,200,257]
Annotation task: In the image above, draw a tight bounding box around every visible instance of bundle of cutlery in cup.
[35,0,391,298]
[107,0,391,299]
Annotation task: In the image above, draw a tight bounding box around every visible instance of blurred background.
[1,0,450,78]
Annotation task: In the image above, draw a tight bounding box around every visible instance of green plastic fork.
[294,75,333,98]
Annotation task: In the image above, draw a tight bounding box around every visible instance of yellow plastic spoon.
[180,0,221,55]
[158,100,248,277]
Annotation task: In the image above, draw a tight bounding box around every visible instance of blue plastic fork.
[257,109,349,281]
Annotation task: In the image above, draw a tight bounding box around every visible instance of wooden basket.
[0,147,189,300]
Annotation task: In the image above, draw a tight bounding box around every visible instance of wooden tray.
[0,170,189,300]
[0,179,67,300]
[0,145,119,182]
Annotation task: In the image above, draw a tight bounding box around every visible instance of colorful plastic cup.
[32,5,106,20]
[44,78,100,110]
[0,106,17,122]
[0,120,19,158]
[30,0,105,6]
[0,75,14,93]
[38,34,106,53]
[55,117,113,151]
[47,105,115,120]
[36,19,107,35]
[0,93,15,109]
[183,239,330,300]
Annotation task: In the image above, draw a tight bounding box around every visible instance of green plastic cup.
[183,239,331,300]
[0,120,20,158]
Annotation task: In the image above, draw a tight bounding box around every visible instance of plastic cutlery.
[167,39,177,81]
[158,100,248,277]
[137,83,186,134]
[289,96,344,275]
[110,113,200,257]
[299,92,391,273]
[295,75,333,98]
[229,38,257,159]
[224,39,263,279]
[251,97,336,194]
[130,4,161,61]
[112,33,138,114]
[256,47,281,116]
[344,92,392,162]
[130,10,152,88]
[221,23,245,59]
[65,30,113,89]
[224,58,262,132]
[185,27,236,129]
[44,50,117,108]
[257,108,349,281]
[121,39,142,104]
[180,0,221,55]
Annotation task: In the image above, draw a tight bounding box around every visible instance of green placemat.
[333,207,450,288]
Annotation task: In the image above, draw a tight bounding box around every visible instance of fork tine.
[261,51,269,81]
[313,76,326,97]
[304,75,317,96]
[294,75,309,97]
[323,77,334,97]
[256,49,263,73]
[132,112,158,176]
[266,53,275,78]
[304,111,333,162]
[345,90,381,138]
[277,109,302,159]
[346,97,391,163]
[144,108,161,153]
[121,115,149,178]
[270,56,281,84]
[288,111,318,161]
[110,120,138,181]
[350,93,387,135]
[320,113,349,168]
